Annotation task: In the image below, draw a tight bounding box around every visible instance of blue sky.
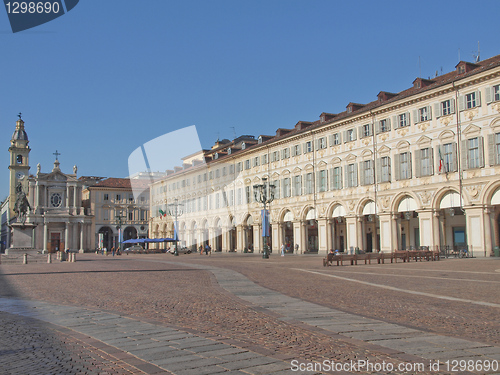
[1,0,499,200]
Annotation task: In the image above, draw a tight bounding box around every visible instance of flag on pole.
[438,146,444,173]
[159,209,166,219]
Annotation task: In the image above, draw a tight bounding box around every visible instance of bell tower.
[8,114,30,217]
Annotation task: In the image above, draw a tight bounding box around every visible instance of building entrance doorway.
[50,233,60,253]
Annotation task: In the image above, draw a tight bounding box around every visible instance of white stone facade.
[150,56,500,257]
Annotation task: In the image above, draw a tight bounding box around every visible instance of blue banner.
[261,209,270,237]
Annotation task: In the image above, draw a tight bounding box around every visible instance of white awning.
[439,191,461,209]
[492,188,500,205]
[397,196,418,212]
[283,211,294,222]
[331,205,346,218]
[362,201,376,215]
[306,209,316,220]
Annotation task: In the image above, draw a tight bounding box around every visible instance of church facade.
[5,117,94,253]
[149,54,500,257]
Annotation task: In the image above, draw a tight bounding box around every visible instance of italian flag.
[159,209,166,219]
[438,147,444,173]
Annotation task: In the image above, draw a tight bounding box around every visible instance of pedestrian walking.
[294,243,299,254]
[280,243,285,256]
[111,247,115,256]
[208,245,212,256]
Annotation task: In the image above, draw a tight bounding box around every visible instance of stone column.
[417,209,435,249]
[392,214,399,252]
[345,216,358,253]
[271,223,280,251]
[317,218,329,255]
[43,221,48,254]
[292,221,302,254]
[73,186,78,215]
[464,206,485,257]
[377,213,392,252]
[79,222,84,253]
[64,222,69,251]
[484,206,494,257]
[236,225,244,252]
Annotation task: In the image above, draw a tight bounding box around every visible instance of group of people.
[199,244,212,256]
[280,243,299,256]
[97,247,120,256]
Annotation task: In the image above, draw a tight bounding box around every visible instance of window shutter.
[338,132,342,144]
[343,130,348,143]
[461,140,468,170]
[406,112,411,126]
[369,123,373,136]
[358,126,363,139]
[386,118,391,131]
[352,129,357,141]
[344,165,349,187]
[303,143,308,153]
[451,143,458,172]
[412,109,418,124]
[392,116,399,129]
[408,152,412,179]
[429,148,434,175]
[458,95,466,111]
[475,90,481,107]
[369,160,375,184]
[329,134,334,147]
[359,161,366,185]
[297,144,302,154]
[435,145,442,173]
[353,163,358,187]
[339,166,343,189]
[414,150,421,178]
[478,136,485,168]
[450,98,456,114]
[488,134,497,165]
[376,158,381,183]
[375,121,381,134]
[388,157,391,180]
[394,154,400,180]
[485,87,493,103]
[427,105,432,120]
[434,103,441,118]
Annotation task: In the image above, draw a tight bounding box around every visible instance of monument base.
[7,222,39,255]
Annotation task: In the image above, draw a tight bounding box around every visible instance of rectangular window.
[466,92,477,109]
[129,194,134,202]
[271,151,280,162]
[332,133,340,145]
[381,157,390,182]
[140,210,145,221]
[468,137,480,169]
[293,144,301,156]
[197,175,201,183]
[236,162,242,172]
[363,160,374,185]
[400,152,410,179]
[442,143,453,172]
[128,211,133,221]
[245,186,251,203]
[209,171,213,180]
[293,175,302,196]
[116,194,121,201]
[496,133,500,164]
[346,129,355,142]
[362,124,372,138]
[283,178,291,198]
[228,190,234,206]
[222,167,227,176]
[272,180,280,199]
[442,99,453,116]
[262,154,268,164]
[331,167,342,190]
[215,169,220,178]
[318,170,327,192]
[104,193,109,201]
[347,164,357,187]
[237,188,242,205]
[282,148,290,159]
[253,156,259,167]
[305,141,313,153]
[103,209,109,221]
[245,160,251,170]
[203,173,207,182]
[495,85,500,102]
[305,173,313,194]
[421,148,431,176]
[398,113,409,128]
[419,107,429,122]
[229,165,234,174]
[215,193,220,209]
[318,137,327,149]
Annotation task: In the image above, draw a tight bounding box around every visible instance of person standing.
[280,243,285,257]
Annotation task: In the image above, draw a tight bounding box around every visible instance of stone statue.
[13,182,31,224]
[37,163,41,174]
[73,165,78,174]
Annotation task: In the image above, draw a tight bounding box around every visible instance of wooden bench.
[323,250,440,267]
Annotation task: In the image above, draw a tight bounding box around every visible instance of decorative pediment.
[416,135,432,146]
[489,116,500,129]
[281,169,291,176]
[438,130,455,141]
[304,163,314,171]
[317,160,327,168]
[345,153,357,162]
[244,178,252,185]
[396,140,410,150]
[361,149,373,158]
[292,166,302,174]
[330,156,342,165]
[462,124,481,136]
[378,145,391,155]
[271,171,280,178]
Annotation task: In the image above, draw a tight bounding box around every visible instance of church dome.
[12,128,28,141]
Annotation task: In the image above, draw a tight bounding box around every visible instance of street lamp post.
[253,177,275,259]
[115,212,124,254]
[167,198,183,256]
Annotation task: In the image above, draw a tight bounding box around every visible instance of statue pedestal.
[6,222,38,255]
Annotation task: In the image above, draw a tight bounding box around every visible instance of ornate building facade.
[152,54,500,256]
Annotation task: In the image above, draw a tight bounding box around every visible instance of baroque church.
[2,116,94,253]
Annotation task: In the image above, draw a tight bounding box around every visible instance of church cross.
[18,112,22,120]
[53,150,61,160]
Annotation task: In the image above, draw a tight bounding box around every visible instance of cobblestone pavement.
[0,252,499,374]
